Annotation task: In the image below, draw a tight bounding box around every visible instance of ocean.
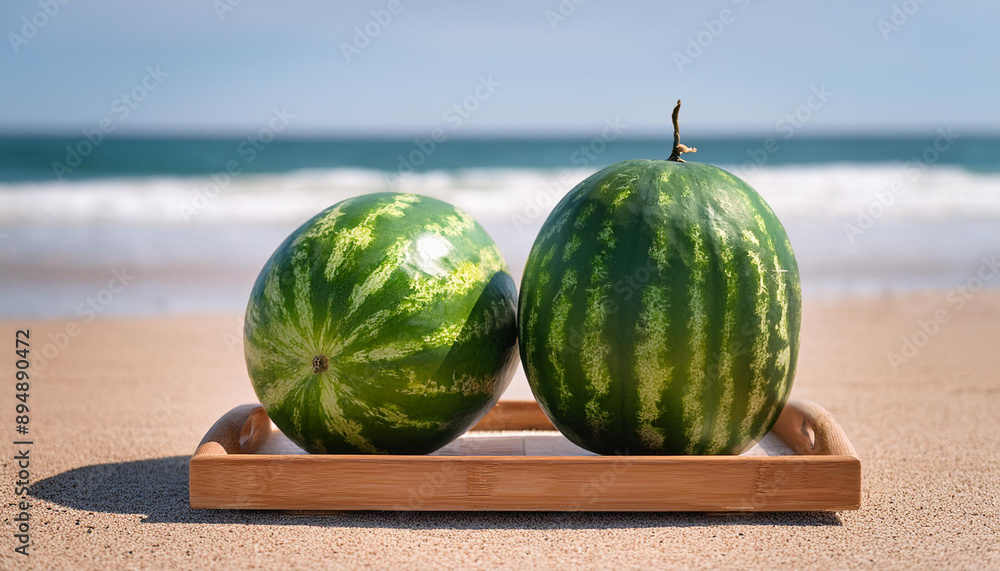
[2,134,1000,318]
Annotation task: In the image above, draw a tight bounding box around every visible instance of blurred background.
[1,0,999,318]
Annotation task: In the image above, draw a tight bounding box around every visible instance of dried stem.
[667,99,697,162]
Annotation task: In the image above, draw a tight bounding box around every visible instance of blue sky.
[1,0,998,136]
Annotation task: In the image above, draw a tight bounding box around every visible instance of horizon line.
[1,128,996,141]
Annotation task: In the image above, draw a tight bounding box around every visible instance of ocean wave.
[2,163,999,226]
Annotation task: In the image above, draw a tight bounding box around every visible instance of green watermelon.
[244,192,519,455]
[518,108,801,455]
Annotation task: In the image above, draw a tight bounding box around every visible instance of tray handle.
[771,400,858,458]
[194,404,270,456]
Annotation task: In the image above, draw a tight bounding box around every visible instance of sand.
[1,291,998,570]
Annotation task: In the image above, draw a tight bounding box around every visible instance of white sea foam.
[3,163,1000,318]
[1,163,999,227]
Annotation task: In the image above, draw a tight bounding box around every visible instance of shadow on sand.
[30,456,844,528]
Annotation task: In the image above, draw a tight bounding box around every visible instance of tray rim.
[191,399,859,459]
[189,399,861,512]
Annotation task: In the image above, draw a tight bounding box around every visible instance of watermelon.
[518,104,801,455]
[244,192,519,455]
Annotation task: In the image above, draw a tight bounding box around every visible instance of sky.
[1,0,998,137]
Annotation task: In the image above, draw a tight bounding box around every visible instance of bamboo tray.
[189,400,860,512]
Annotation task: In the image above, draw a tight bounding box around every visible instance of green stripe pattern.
[245,193,519,454]
[518,160,801,455]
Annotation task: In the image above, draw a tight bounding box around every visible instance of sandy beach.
[0,290,997,570]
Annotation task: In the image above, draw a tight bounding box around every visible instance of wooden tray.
[189,400,860,512]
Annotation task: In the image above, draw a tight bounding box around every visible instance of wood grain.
[470,400,554,431]
[189,400,861,512]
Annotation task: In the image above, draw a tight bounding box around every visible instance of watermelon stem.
[668,99,697,162]
[312,354,329,374]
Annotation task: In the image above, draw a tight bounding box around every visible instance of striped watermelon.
[518,158,801,455]
[244,193,519,455]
